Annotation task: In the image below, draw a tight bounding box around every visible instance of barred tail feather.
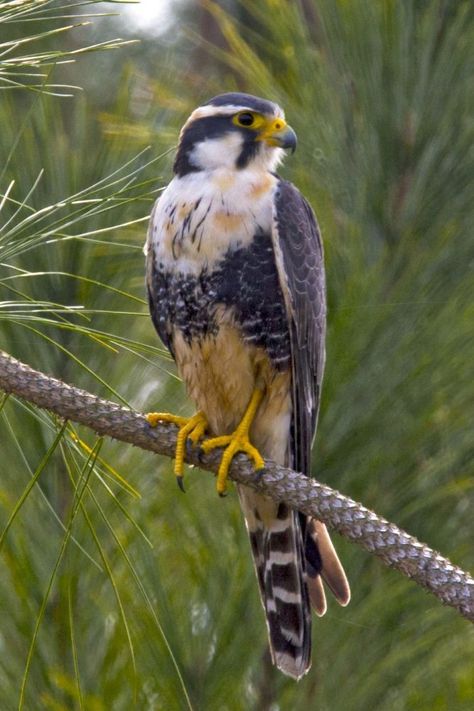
[238,487,312,680]
[264,506,312,679]
[239,485,351,680]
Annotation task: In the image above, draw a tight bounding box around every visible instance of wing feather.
[271,178,326,476]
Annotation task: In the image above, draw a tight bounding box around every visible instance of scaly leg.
[201,387,265,496]
[146,410,208,490]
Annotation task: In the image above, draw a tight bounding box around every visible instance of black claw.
[176,476,186,493]
[256,467,266,481]
[218,491,228,498]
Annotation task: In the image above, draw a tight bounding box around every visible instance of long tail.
[238,487,350,680]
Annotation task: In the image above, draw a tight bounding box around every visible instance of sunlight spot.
[122,0,174,35]
[191,601,210,635]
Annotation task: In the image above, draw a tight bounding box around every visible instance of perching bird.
[145,92,350,679]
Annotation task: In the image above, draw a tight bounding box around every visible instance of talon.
[146,389,265,496]
[201,388,265,495]
[244,444,265,471]
[146,410,208,486]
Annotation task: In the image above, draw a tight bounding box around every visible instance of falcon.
[145,92,350,679]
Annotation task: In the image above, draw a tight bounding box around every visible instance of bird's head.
[173,92,297,176]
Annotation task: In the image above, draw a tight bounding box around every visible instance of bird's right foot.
[146,410,208,491]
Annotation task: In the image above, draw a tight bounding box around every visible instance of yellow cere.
[258,117,289,146]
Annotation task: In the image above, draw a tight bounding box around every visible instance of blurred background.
[0,1,473,709]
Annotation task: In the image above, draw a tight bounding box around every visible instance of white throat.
[188,132,285,173]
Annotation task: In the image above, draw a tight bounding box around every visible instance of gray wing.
[272,178,326,476]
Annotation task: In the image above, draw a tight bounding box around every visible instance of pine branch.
[0,349,473,621]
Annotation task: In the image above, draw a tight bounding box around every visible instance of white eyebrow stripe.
[180,105,242,136]
[188,104,285,122]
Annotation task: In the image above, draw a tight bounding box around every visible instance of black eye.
[237,112,255,127]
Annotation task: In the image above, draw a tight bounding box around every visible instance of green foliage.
[0,1,473,709]
[0,0,134,96]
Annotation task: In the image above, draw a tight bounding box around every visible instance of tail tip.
[274,651,311,681]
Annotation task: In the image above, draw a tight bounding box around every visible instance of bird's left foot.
[201,388,265,496]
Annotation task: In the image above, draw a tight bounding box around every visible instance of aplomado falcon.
[145,92,350,679]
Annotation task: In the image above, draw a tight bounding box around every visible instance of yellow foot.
[201,388,265,496]
[146,410,208,490]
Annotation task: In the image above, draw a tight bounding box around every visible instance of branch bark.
[1,349,473,621]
